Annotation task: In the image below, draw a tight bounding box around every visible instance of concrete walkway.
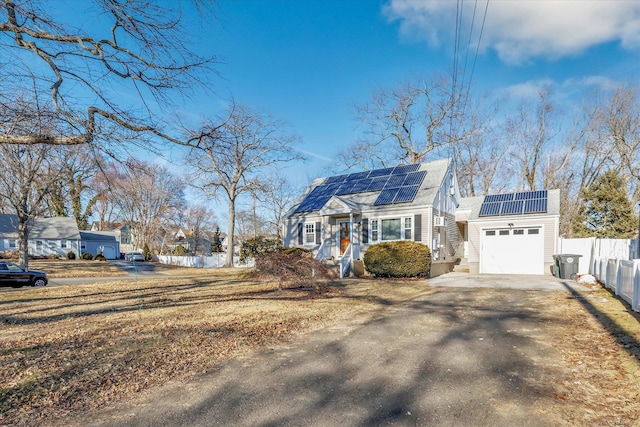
[72,273,585,427]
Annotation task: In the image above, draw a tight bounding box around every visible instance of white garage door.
[481,227,544,275]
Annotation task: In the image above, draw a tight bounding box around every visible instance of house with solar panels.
[283,158,461,277]
[455,189,560,275]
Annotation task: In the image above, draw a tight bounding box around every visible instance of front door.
[339,221,350,256]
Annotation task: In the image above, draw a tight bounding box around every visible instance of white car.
[126,252,145,262]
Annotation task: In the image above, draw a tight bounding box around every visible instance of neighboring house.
[168,228,214,255]
[283,158,561,277]
[79,231,120,259]
[456,190,560,275]
[91,221,134,253]
[283,159,461,277]
[0,214,81,258]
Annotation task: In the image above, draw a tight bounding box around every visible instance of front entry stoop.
[453,258,470,273]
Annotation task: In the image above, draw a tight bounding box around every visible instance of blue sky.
[167,0,640,222]
[182,1,639,181]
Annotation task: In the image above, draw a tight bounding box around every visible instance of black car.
[0,262,48,288]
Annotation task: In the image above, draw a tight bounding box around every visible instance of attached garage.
[457,189,560,275]
[480,227,544,274]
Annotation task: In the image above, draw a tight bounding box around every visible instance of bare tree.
[255,173,302,241]
[0,97,57,268]
[343,75,463,169]
[505,88,557,191]
[0,0,217,151]
[186,103,303,267]
[110,159,185,252]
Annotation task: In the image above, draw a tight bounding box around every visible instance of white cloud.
[384,0,640,64]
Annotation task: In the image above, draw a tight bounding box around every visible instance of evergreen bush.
[81,251,93,260]
[240,236,281,262]
[66,251,76,260]
[363,241,431,278]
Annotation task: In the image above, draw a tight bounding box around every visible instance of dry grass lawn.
[29,260,127,278]
[0,266,639,426]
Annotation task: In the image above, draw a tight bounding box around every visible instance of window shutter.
[315,221,321,244]
[362,218,369,244]
[297,223,303,245]
[414,214,422,241]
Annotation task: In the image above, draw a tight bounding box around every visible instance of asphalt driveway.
[70,274,589,427]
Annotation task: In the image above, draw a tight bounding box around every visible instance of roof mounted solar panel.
[523,198,547,214]
[367,176,388,191]
[393,185,420,203]
[515,190,547,200]
[478,202,502,216]
[351,178,372,193]
[485,193,514,203]
[374,188,398,205]
[385,174,407,188]
[392,164,420,174]
[349,171,370,180]
[402,170,427,186]
[368,167,395,178]
[324,175,347,185]
[500,200,524,215]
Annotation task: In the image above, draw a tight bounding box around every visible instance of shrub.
[94,252,106,261]
[172,245,188,256]
[363,241,431,278]
[66,251,77,260]
[143,243,152,261]
[81,251,93,260]
[255,250,332,289]
[48,253,61,260]
[240,236,281,262]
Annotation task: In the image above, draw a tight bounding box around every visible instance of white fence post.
[633,265,639,312]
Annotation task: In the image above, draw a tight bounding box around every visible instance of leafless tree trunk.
[185,103,303,267]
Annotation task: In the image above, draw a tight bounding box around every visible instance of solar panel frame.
[515,190,548,200]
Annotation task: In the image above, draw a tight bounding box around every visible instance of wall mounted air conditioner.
[434,216,446,227]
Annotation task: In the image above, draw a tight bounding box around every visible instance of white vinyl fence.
[559,237,639,312]
[591,258,640,312]
[157,254,254,268]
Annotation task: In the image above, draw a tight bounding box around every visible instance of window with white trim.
[369,216,413,242]
[9,239,16,248]
[371,220,379,241]
[61,240,68,248]
[403,217,412,240]
[304,223,315,244]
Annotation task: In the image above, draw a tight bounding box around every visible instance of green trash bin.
[553,254,582,280]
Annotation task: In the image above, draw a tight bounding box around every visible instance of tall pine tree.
[573,170,637,238]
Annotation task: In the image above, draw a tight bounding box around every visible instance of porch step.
[453,258,470,273]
